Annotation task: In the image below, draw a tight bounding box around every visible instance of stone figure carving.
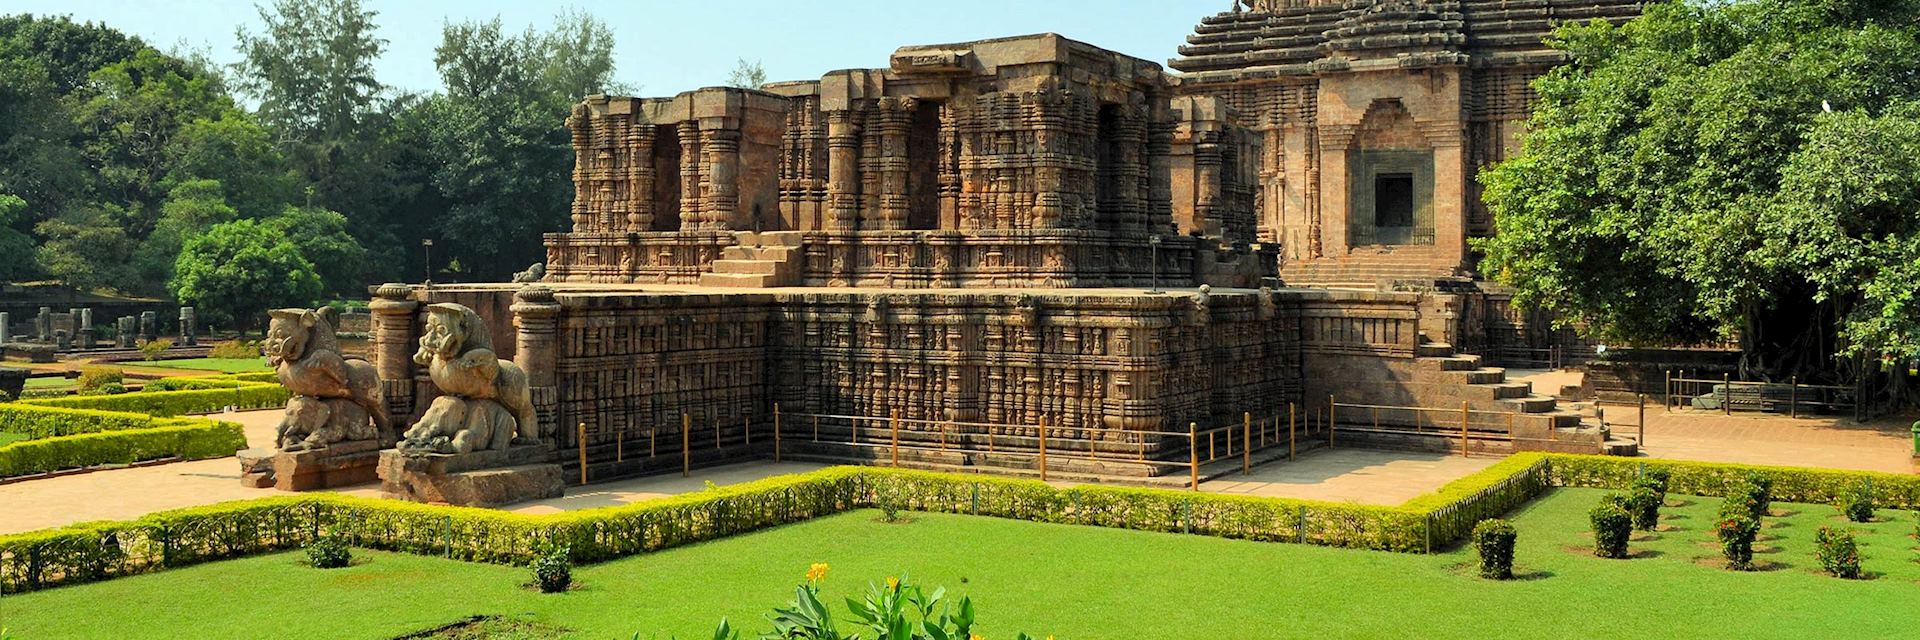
[512,262,546,283]
[399,303,537,455]
[266,308,391,450]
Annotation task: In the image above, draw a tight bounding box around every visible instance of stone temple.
[362,1,1645,490]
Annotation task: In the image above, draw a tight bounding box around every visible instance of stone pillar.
[511,285,562,440]
[676,121,702,232]
[179,307,197,346]
[54,329,70,351]
[0,312,10,345]
[1028,92,1069,229]
[702,128,740,231]
[66,308,82,336]
[36,307,50,341]
[117,316,136,348]
[567,103,593,233]
[825,110,862,229]
[871,98,911,231]
[1194,132,1224,235]
[369,283,422,422]
[628,124,656,232]
[77,308,93,349]
[139,311,157,342]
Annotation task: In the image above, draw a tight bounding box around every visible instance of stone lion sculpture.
[266,307,391,450]
[399,303,538,455]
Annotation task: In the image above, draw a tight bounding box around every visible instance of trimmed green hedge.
[21,383,288,416]
[0,404,154,440]
[0,420,245,478]
[1546,454,1920,510]
[7,453,1902,595]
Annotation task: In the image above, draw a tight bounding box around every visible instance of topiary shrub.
[1639,467,1670,503]
[1721,483,1765,521]
[1716,513,1759,571]
[306,533,351,569]
[1744,472,1774,515]
[1626,486,1662,531]
[1589,501,1632,559]
[531,545,572,593]
[75,367,123,395]
[1840,484,1875,523]
[1815,525,1862,579]
[1471,519,1517,579]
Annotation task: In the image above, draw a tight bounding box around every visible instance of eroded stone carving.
[266,307,391,450]
[399,303,537,455]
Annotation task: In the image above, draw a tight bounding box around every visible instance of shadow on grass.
[1689,556,1793,572]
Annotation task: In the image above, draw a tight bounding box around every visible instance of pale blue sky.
[14,0,1229,97]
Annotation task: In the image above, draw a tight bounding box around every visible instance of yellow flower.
[806,563,830,583]
[886,576,901,591]
[969,635,985,640]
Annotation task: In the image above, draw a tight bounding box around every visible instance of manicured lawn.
[2,489,1916,639]
[138,357,270,374]
[21,376,72,389]
[0,432,25,446]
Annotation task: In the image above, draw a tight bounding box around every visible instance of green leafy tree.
[35,206,138,293]
[1478,0,1920,389]
[0,194,36,283]
[265,205,367,296]
[170,218,322,331]
[165,111,302,219]
[135,179,240,288]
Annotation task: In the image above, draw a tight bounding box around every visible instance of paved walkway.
[1612,407,1917,473]
[1200,448,1497,505]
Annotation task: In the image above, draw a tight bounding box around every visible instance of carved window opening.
[650,124,682,232]
[1374,173,1413,228]
[906,101,942,231]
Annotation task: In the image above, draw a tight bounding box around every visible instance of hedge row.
[0,419,245,478]
[1545,454,1920,510]
[8,453,1903,595]
[0,404,154,440]
[21,383,289,416]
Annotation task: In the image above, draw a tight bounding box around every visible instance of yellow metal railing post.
[1288,402,1297,461]
[773,403,782,463]
[1243,412,1252,475]
[577,422,588,485]
[1328,395,1337,448]
[1188,421,1199,491]
[681,412,691,478]
[890,410,901,468]
[1459,401,1470,456]
[1038,414,1049,482]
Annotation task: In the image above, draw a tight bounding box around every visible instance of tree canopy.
[1478,0,1920,382]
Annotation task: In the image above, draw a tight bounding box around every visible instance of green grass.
[2,489,1917,640]
[21,377,73,390]
[137,357,271,374]
[0,432,25,446]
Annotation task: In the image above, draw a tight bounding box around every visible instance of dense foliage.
[305,532,352,569]
[1588,501,1632,558]
[1814,525,1862,578]
[1470,519,1517,580]
[530,544,573,593]
[1715,513,1759,570]
[1479,0,1920,390]
[0,3,630,315]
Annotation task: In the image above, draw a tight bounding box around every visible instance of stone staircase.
[698,231,805,288]
[1359,340,1629,455]
[1281,247,1462,290]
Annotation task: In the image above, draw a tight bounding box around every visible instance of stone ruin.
[249,8,1649,500]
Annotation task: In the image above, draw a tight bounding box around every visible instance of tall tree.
[1478,0,1920,390]
[170,218,322,331]
[0,194,36,283]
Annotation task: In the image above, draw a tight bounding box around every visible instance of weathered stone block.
[273,440,384,491]
[376,446,563,507]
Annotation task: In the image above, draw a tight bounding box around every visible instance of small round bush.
[1626,486,1661,531]
[1743,473,1774,515]
[1716,514,1758,571]
[532,545,573,593]
[1589,502,1632,559]
[306,534,351,569]
[76,366,124,394]
[1640,467,1671,500]
[1815,525,1862,579]
[1840,485,1875,523]
[1471,519,1517,580]
[1720,485,1764,522]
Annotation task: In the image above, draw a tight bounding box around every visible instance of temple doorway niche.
[650,124,682,232]
[906,100,942,231]
[1094,103,1122,231]
[1347,99,1434,246]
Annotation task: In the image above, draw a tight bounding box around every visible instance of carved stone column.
[677,121,703,232]
[825,110,862,229]
[703,128,741,231]
[1028,91,1069,229]
[511,285,561,439]
[871,98,911,231]
[1195,131,1224,235]
[369,283,421,422]
[629,124,656,232]
[568,103,592,232]
[177,307,196,346]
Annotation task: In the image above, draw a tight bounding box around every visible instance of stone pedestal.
[139,311,156,343]
[376,445,564,507]
[274,440,384,491]
[116,316,136,348]
[237,447,276,488]
[179,307,197,346]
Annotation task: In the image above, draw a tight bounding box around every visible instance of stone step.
[697,272,779,288]
[1414,355,1481,372]
[1603,438,1640,457]
[1415,343,1455,358]
[711,259,782,275]
[1435,367,1507,385]
[1501,395,1558,413]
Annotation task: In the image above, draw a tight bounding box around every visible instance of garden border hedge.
[0,404,155,439]
[19,381,288,416]
[1,452,1906,595]
[1545,454,1920,510]
[0,420,245,479]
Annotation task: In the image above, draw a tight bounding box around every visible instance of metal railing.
[1663,370,1859,419]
